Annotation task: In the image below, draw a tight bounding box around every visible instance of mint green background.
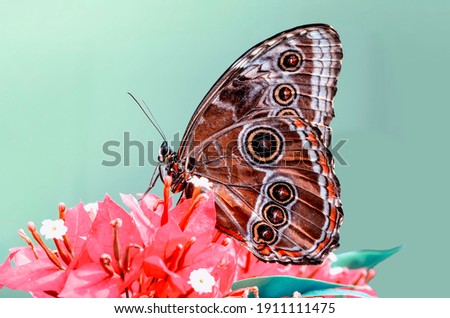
[1,0,449,297]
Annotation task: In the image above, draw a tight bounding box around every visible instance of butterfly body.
[158,24,344,265]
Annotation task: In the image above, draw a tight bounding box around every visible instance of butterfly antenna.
[141,99,167,141]
[127,92,167,141]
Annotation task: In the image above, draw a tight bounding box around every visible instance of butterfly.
[151,24,343,265]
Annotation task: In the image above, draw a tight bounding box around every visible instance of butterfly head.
[158,141,175,163]
[157,141,188,193]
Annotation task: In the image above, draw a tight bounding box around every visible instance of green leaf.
[302,288,374,298]
[232,276,351,298]
[331,245,403,269]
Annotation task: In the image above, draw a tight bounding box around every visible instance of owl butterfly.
[156,24,343,265]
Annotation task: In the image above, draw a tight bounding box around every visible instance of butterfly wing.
[191,116,342,264]
[180,23,342,155]
[178,24,343,264]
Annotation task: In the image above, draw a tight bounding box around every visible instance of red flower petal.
[0,247,67,295]
[143,255,187,297]
[120,194,155,244]
[59,263,122,297]
[86,195,142,269]
[139,193,171,228]
[65,202,93,256]
[147,218,186,260]
[179,242,236,297]
[176,192,216,242]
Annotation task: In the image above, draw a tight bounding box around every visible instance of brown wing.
[177,24,343,264]
[179,23,342,161]
[191,116,343,264]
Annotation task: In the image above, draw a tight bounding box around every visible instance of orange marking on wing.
[308,133,319,147]
[328,207,339,232]
[311,206,339,256]
[255,245,273,256]
[313,236,332,255]
[294,119,304,127]
[215,224,245,242]
[318,153,330,174]
[327,182,336,199]
[276,249,303,258]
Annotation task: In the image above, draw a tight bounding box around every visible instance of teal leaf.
[302,288,374,298]
[232,276,351,298]
[331,245,402,269]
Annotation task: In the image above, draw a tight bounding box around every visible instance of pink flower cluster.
[0,178,376,298]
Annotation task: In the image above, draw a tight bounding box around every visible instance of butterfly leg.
[140,164,162,199]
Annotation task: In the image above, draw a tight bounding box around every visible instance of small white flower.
[39,219,68,240]
[187,268,215,294]
[84,202,99,213]
[329,266,344,275]
[327,252,338,262]
[188,176,213,190]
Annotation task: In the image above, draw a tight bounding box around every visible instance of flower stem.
[179,194,207,231]
[53,238,72,265]
[18,229,39,259]
[27,222,65,270]
[161,176,172,226]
